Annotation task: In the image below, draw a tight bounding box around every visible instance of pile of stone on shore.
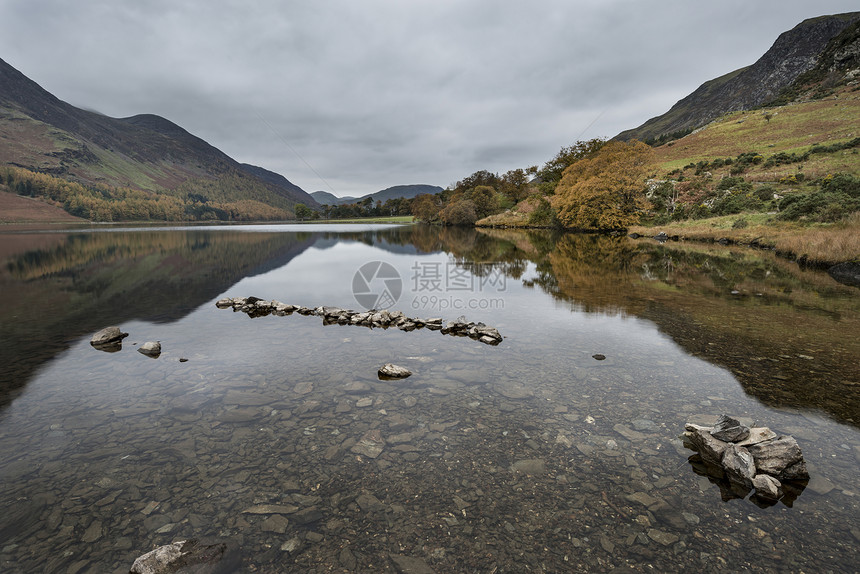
[684,414,809,505]
[215,296,503,345]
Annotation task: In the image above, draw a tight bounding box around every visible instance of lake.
[0,223,858,573]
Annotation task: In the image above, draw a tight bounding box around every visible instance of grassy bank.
[628,213,859,266]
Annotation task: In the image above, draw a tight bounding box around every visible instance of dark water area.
[0,223,858,573]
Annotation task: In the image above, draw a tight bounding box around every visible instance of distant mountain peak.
[311,184,442,206]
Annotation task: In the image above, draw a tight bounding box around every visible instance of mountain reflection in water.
[1,225,857,425]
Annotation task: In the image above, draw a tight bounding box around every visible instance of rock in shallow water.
[379,363,412,379]
[138,341,161,357]
[129,538,239,574]
[747,436,806,477]
[90,327,128,347]
[710,414,750,443]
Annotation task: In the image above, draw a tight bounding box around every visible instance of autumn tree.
[551,140,654,231]
[439,199,478,226]
[411,193,441,222]
[499,168,531,203]
[470,185,498,218]
[538,138,607,188]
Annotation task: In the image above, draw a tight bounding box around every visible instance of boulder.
[827,260,860,288]
[379,363,412,379]
[747,436,804,477]
[129,538,239,574]
[138,341,161,358]
[90,326,128,347]
[686,425,728,467]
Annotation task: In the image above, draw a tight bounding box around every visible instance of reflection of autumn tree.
[545,234,643,314]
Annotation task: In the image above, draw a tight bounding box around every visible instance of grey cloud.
[1,0,857,196]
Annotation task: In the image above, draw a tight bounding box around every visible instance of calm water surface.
[0,224,858,573]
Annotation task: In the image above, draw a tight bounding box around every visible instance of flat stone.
[81,521,102,543]
[223,391,273,406]
[735,427,778,447]
[647,529,679,546]
[510,459,546,475]
[807,474,835,495]
[261,514,289,534]
[389,554,437,574]
[496,383,533,399]
[626,492,659,507]
[343,381,372,393]
[356,493,384,512]
[293,382,314,395]
[613,423,647,442]
[241,504,298,515]
[351,429,386,458]
[281,537,302,553]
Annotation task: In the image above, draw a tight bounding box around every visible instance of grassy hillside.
[0,57,317,221]
[653,87,860,177]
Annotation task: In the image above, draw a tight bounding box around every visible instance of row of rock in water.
[215,296,504,345]
[683,414,809,506]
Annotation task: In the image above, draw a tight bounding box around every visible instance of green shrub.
[711,192,765,216]
[754,185,777,201]
[777,173,860,221]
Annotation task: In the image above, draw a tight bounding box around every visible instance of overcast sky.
[1,1,857,197]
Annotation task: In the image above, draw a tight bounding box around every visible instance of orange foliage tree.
[551,140,654,231]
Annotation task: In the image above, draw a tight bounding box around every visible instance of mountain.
[310,191,352,205]
[616,12,860,143]
[311,184,443,206]
[0,57,318,216]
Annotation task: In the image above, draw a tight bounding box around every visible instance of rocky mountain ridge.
[616,12,860,143]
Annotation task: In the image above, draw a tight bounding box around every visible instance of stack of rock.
[684,415,809,503]
[215,297,503,345]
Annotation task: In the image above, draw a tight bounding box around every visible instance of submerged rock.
[378,363,412,379]
[129,538,239,574]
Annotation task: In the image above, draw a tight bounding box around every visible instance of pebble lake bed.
[0,224,858,573]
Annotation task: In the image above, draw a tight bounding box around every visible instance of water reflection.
[0,224,858,572]
[1,225,858,424]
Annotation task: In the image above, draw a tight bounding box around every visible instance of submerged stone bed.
[215,296,504,345]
